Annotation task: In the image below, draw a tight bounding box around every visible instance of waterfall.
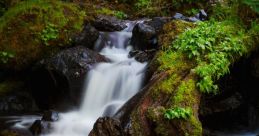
[44,23,147,136]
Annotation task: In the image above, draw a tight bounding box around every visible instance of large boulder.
[92,15,127,31]
[30,46,108,110]
[0,0,85,70]
[74,24,99,49]
[89,117,125,136]
[130,23,158,51]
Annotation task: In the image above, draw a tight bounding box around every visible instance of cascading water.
[44,22,147,136]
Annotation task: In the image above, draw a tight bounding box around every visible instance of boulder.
[92,15,127,31]
[74,24,99,49]
[144,17,173,32]
[30,46,108,110]
[89,117,125,136]
[130,23,158,50]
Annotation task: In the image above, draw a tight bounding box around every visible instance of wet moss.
[0,0,85,70]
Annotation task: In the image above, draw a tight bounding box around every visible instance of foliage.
[40,23,59,46]
[0,51,14,64]
[135,0,151,9]
[172,21,247,93]
[164,107,192,120]
[242,0,259,13]
[96,8,127,19]
[114,11,127,19]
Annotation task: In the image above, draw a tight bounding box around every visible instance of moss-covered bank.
[0,0,85,70]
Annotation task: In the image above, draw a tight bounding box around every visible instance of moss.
[172,79,196,107]
[0,0,85,70]
[159,20,195,49]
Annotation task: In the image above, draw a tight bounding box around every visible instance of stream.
[0,21,147,136]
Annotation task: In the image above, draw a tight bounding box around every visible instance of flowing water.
[43,23,146,136]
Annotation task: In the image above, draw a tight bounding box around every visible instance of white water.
[43,26,147,136]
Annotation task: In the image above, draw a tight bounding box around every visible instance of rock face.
[74,24,99,49]
[130,23,158,51]
[30,46,108,110]
[89,117,125,136]
[92,15,127,31]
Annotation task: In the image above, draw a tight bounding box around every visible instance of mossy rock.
[0,0,85,70]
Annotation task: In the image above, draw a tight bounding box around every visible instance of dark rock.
[74,24,99,49]
[42,110,59,122]
[186,17,200,22]
[197,9,208,21]
[173,10,208,22]
[173,13,188,20]
[29,120,51,135]
[31,46,108,110]
[130,23,158,51]
[0,92,38,114]
[144,17,173,32]
[89,117,125,136]
[200,92,243,116]
[92,15,127,31]
[129,49,156,63]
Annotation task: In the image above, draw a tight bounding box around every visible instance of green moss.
[189,116,202,136]
[95,7,127,19]
[173,79,196,106]
[0,0,85,70]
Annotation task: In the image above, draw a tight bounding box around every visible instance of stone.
[74,24,99,49]
[130,23,158,51]
[92,15,127,31]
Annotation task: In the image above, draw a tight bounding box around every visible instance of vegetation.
[96,8,127,19]
[0,51,14,64]
[173,21,247,93]
[164,107,192,120]
[0,0,85,70]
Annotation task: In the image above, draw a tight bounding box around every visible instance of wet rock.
[0,92,38,114]
[92,15,127,31]
[89,117,125,136]
[74,24,99,49]
[173,13,188,20]
[29,120,51,135]
[144,17,173,32]
[42,110,59,122]
[173,10,208,22]
[131,23,158,51]
[31,46,108,110]
[129,49,156,63]
[196,9,208,21]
